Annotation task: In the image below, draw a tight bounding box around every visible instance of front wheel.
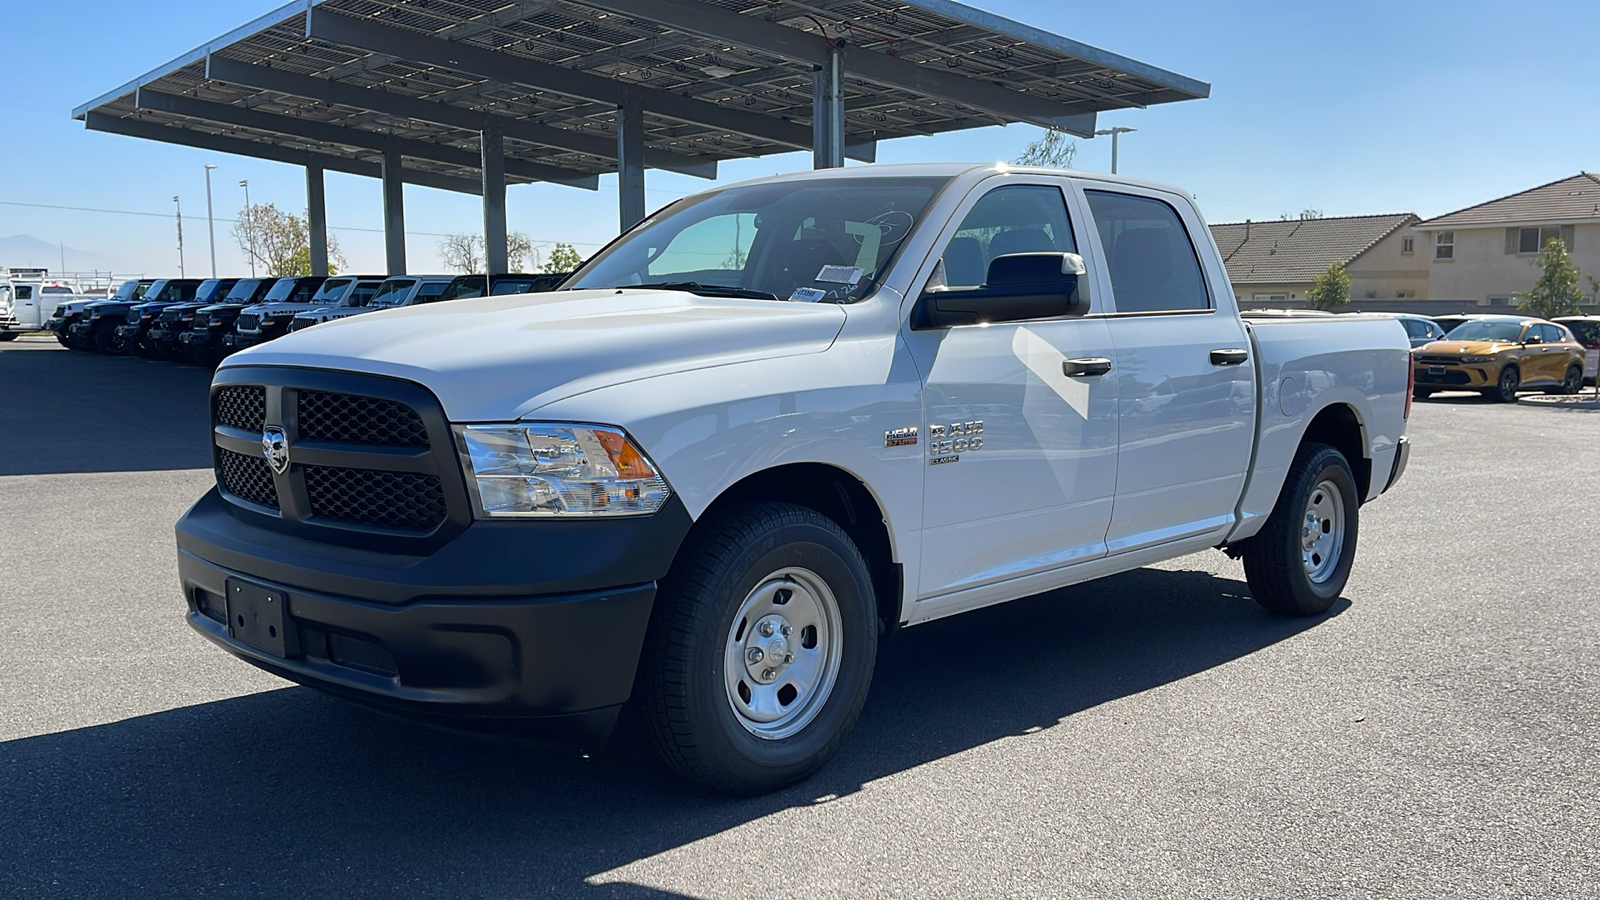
[1240,443,1360,616]
[640,502,878,795]
[1487,365,1520,403]
[0,332,18,342]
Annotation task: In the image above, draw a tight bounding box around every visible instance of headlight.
[456,424,670,517]
[1460,355,1493,363]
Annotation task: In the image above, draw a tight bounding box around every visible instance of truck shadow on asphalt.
[0,567,1342,898]
[0,339,214,475]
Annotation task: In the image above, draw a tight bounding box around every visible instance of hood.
[1420,340,1515,355]
[243,301,325,317]
[226,289,848,421]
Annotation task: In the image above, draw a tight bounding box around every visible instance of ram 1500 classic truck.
[177,164,1412,794]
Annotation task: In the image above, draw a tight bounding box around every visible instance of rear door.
[1075,182,1255,553]
[1564,320,1600,380]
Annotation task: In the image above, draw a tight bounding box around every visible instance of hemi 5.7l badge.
[884,426,919,448]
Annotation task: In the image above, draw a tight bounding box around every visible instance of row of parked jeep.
[44,272,568,365]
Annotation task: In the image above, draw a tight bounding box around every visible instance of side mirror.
[914,252,1088,329]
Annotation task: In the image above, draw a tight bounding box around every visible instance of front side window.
[932,184,1076,290]
[1084,190,1210,313]
[15,285,32,300]
[414,282,451,303]
[368,279,417,308]
[225,279,265,302]
[1538,324,1566,344]
[1435,231,1454,260]
[566,176,949,303]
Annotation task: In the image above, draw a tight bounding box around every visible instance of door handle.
[1063,357,1113,377]
[1210,348,1250,366]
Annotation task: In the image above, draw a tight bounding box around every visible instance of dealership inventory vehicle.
[437,272,570,301]
[1552,316,1600,386]
[179,164,1411,794]
[68,279,156,351]
[114,278,211,356]
[177,278,277,365]
[50,279,146,348]
[1361,312,1446,348]
[232,276,384,349]
[1,276,85,340]
[144,279,239,360]
[287,275,452,331]
[1413,315,1585,401]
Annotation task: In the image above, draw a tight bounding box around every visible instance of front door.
[1076,184,1256,553]
[14,285,37,328]
[902,180,1119,604]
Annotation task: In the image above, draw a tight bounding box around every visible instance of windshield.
[566,176,950,303]
[144,280,171,301]
[42,285,75,294]
[193,279,227,304]
[225,279,265,303]
[263,278,304,302]
[1446,321,1525,342]
[341,282,383,307]
[368,279,417,308]
[308,278,353,303]
[491,277,541,295]
[110,280,140,301]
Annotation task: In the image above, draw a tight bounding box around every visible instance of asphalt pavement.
[1,335,1596,898]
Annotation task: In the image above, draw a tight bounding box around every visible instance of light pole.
[203,164,218,277]
[1094,126,1137,175]
[239,179,256,277]
[173,195,185,277]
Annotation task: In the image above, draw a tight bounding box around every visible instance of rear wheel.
[1241,443,1359,616]
[0,332,18,342]
[1485,365,1519,403]
[640,502,877,795]
[1552,364,1583,395]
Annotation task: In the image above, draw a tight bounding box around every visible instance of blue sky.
[2,0,1597,276]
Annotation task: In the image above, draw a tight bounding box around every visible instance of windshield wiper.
[626,281,781,302]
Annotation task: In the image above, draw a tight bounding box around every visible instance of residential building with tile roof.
[1209,213,1430,310]
[1412,173,1600,310]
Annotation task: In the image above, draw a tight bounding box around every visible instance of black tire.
[54,333,70,348]
[1487,365,1519,403]
[1241,443,1360,617]
[139,338,167,360]
[0,332,18,342]
[1552,364,1583,395]
[640,501,878,795]
[93,325,127,355]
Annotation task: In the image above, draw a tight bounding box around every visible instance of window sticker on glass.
[788,287,828,303]
[816,265,864,285]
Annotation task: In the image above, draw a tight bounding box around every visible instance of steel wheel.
[1300,479,1345,584]
[722,567,843,740]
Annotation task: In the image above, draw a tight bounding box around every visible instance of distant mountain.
[0,234,132,275]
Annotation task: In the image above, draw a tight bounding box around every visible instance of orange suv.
[1413,315,1586,402]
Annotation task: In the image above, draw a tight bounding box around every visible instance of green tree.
[233,202,344,276]
[1305,262,1351,311]
[542,242,583,273]
[1516,237,1584,319]
[1013,127,1076,168]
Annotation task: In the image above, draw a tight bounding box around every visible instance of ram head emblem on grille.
[261,426,291,476]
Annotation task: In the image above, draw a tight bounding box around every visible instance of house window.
[1402,236,1415,254]
[1517,225,1565,254]
[1396,290,1414,299]
[1252,293,1290,304]
[1487,296,1511,307]
[1435,231,1454,260]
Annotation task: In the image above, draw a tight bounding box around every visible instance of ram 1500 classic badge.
[928,421,983,464]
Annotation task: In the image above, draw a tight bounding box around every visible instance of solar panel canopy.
[73,0,1210,193]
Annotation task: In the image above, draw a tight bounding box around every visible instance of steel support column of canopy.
[481,122,508,274]
[617,92,646,231]
[306,164,329,276]
[381,145,406,275]
[813,50,845,170]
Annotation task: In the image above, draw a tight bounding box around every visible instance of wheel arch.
[1298,401,1371,502]
[696,462,903,635]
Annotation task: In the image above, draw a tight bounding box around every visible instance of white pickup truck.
[177,164,1411,794]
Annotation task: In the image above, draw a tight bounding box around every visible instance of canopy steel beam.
[617,91,645,231]
[812,51,844,169]
[204,55,717,179]
[84,111,484,195]
[305,8,873,159]
[307,163,328,276]
[135,88,598,190]
[481,122,508,274]
[563,0,1099,136]
[381,144,406,274]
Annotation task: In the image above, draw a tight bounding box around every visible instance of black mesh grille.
[215,386,266,432]
[217,448,279,509]
[297,392,429,447]
[304,466,445,530]
[329,633,399,676]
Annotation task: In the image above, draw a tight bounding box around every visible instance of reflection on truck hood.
[1420,340,1516,355]
[224,289,848,421]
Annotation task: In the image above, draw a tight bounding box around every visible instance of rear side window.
[415,282,451,303]
[1538,324,1567,344]
[1402,319,1432,339]
[1084,190,1211,313]
[1564,320,1600,346]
